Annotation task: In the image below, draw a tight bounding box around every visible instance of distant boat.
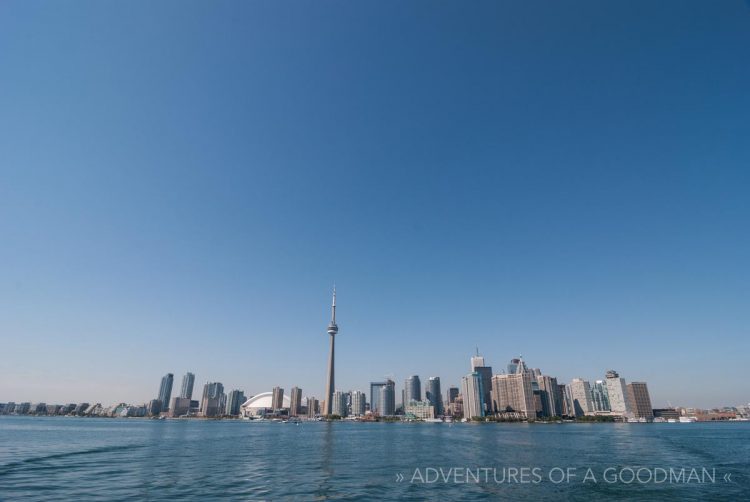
[679,417,696,423]
[425,418,442,423]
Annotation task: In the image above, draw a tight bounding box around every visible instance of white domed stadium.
[240,392,292,418]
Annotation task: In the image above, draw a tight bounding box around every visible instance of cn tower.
[323,286,338,416]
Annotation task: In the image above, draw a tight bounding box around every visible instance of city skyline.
[2,1,749,410]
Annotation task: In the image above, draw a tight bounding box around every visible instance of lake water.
[0,416,748,500]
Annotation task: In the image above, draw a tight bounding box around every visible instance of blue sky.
[1,1,748,408]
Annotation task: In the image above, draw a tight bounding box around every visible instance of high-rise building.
[170,397,192,417]
[307,397,319,418]
[507,358,520,375]
[605,370,632,417]
[627,382,654,420]
[370,381,386,415]
[490,372,535,419]
[351,390,366,416]
[379,380,396,416]
[272,387,284,411]
[461,372,485,419]
[591,380,610,412]
[404,375,421,405]
[289,387,302,416]
[180,372,195,400]
[323,287,339,416]
[331,391,347,417]
[158,373,174,412]
[426,377,443,415]
[447,386,459,405]
[470,351,493,414]
[537,375,562,417]
[568,378,593,417]
[226,390,245,416]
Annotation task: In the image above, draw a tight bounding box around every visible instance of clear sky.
[1,1,748,409]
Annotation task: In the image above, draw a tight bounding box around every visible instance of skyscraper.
[447,386,459,405]
[180,372,195,400]
[537,375,562,417]
[490,372,535,419]
[370,381,386,415]
[627,382,654,420]
[470,351,492,414]
[351,391,366,416]
[272,387,284,411]
[289,387,302,416]
[225,390,245,416]
[324,287,338,416]
[426,377,443,416]
[306,397,319,418]
[332,391,347,417]
[379,379,396,416]
[404,375,421,405]
[158,373,174,412]
[591,380,611,412]
[200,382,225,416]
[461,372,484,419]
[605,370,633,417]
[568,378,593,417]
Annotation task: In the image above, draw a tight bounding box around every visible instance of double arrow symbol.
[723,473,732,483]
[395,473,404,482]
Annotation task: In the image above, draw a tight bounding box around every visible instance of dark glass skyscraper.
[426,377,443,415]
[180,372,195,400]
[158,373,174,411]
[404,375,421,405]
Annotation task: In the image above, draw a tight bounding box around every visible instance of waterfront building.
[404,375,421,405]
[461,372,485,419]
[180,372,195,400]
[240,392,291,418]
[332,390,347,417]
[351,390,366,416]
[271,387,285,411]
[379,379,396,416]
[158,373,174,411]
[591,380,611,412]
[289,387,302,416]
[537,375,562,417]
[201,382,225,413]
[146,399,162,416]
[605,370,633,417]
[470,351,493,414]
[653,408,679,420]
[447,386,459,405]
[307,397,319,418]
[201,397,222,417]
[490,372,535,419]
[226,390,245,416]
[323,287,339,416]
[627,382,654,420]
[404,400,436,420]
[370,382,386,415]
[170,397,192,417]
[568,378,594,417]
[426,377,443,415]
[452,395,464,417]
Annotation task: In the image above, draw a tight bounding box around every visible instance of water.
[0,416,748,501]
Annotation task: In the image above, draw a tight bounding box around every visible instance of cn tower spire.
[324,285,338,416]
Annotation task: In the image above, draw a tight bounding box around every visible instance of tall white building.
[351,390,366,416]
[605,370,633,417]
[461,372,484,419]
[332,390,347,417]
[568,378,593,417]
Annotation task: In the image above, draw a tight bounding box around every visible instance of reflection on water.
[0,416,748,501]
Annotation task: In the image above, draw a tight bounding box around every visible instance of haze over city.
[2,1,749,409]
